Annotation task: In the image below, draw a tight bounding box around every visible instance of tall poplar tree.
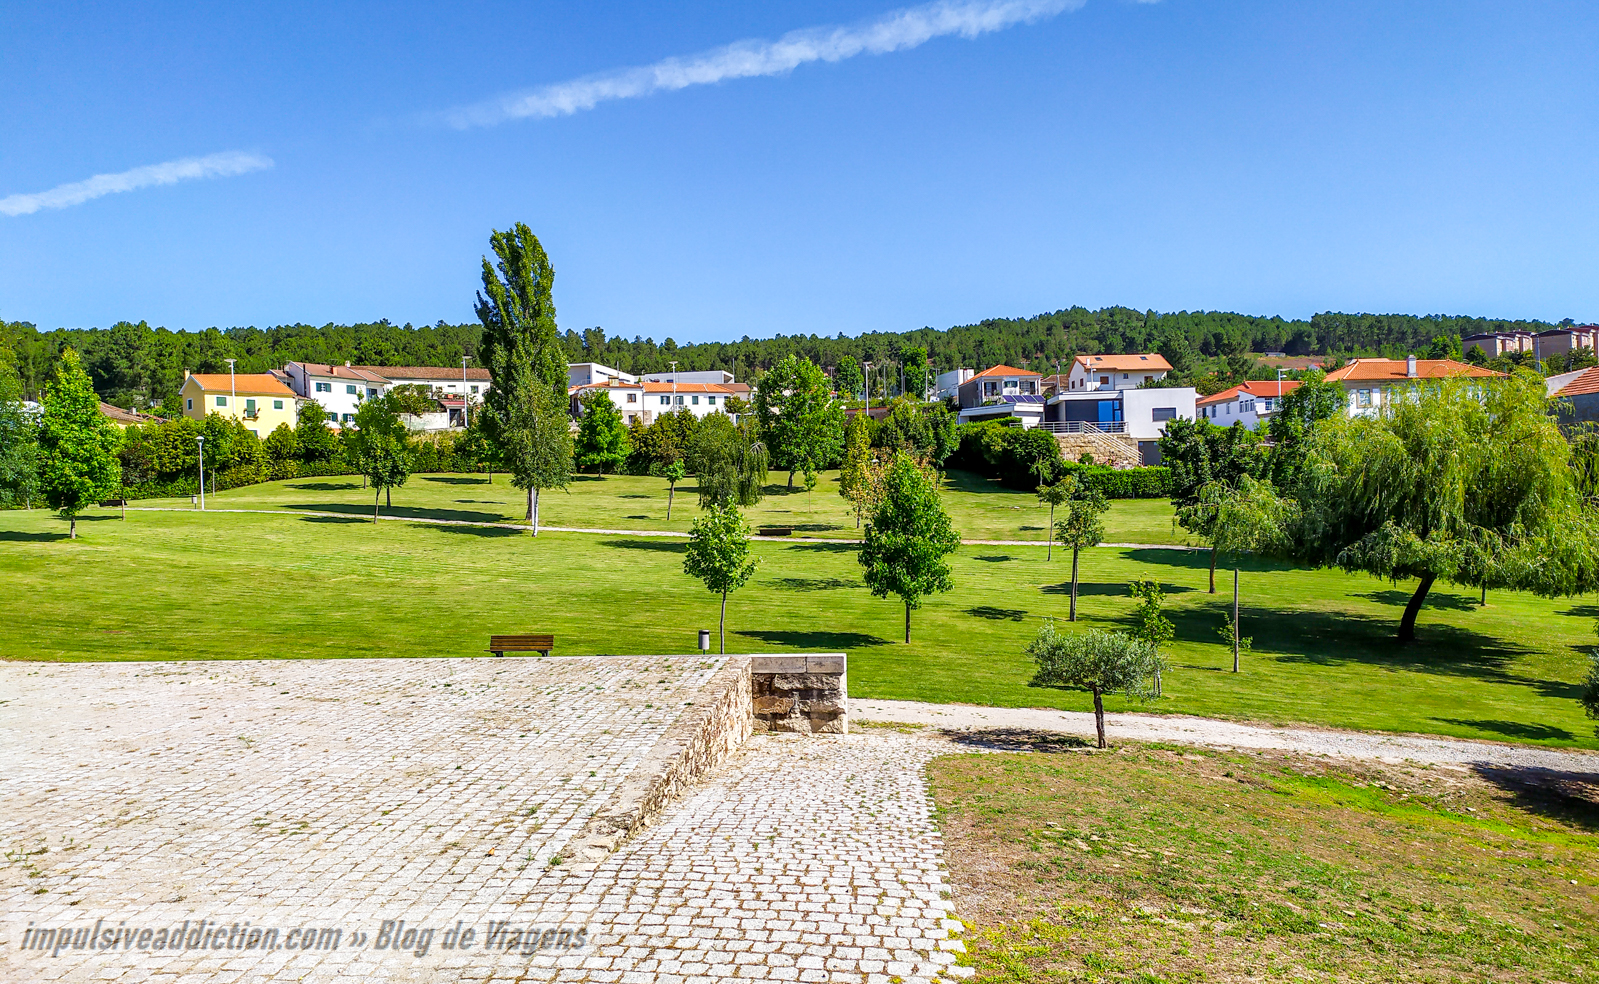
[39,349,122,538]
[474,223,573,524]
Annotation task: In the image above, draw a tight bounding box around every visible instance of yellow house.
[180,372,298,436]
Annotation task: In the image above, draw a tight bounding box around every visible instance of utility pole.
[669,360,678,410]
[862,362,873,416]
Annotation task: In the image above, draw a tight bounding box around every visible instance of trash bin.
[698,630,711,652]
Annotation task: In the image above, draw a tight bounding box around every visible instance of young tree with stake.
[859,452,960,642]
[683,503,759,654]
[1036,479,1072,562]
[1054,476,1108,621]
[1178,475,1295,670]
[1027,624,1162,748]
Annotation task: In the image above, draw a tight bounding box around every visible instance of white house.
[1323,357,1502,417]
[641,369,734,385]
[932,368,975,403]
[1062,353,1172,392]
[354,365,492,402]
[1195,380,1301,428]
[568,362,637,388]
[570,379,739,427]
[283,362,388,426]
[1044,385,1197,464]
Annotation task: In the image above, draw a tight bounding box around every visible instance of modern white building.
[1044,385,1197,461]
[1196,380,1301,428]
[640,369,734,386]
[1062,353,1172,392]
[933,368,975,403]
[567,362,637,388]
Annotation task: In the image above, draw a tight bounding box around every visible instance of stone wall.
[751,653,848,735]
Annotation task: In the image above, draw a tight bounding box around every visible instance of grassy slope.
[136,470,1201,545]
[3,502,1595,748]
[930,744,1598,982]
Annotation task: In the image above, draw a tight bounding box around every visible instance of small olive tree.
[1128,578,1174,696]
[684,502,759,653]
[1027,624,1162,748]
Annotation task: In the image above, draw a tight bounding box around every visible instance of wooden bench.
[487,634,554,657]
[757,526,794,537]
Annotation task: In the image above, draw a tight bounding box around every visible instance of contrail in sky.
[440,0,1085,129]
[0,151,273,217]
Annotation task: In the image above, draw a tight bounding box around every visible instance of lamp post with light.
[196,436,206,510]
[224,358,237,418]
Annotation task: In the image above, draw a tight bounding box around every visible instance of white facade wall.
[285,364,382,425]
[568,363,637,388]
[1065,360,1169,392]
[1118,387,1197,440]
[640,370,734,385]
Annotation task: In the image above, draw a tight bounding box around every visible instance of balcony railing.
[1038,421,1125,435]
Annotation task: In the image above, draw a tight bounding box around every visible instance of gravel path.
[123,506,1194,548]
[852,698,1599,776]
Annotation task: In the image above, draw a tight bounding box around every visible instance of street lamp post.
[669,360,679,411]
[461,355,471,429]
[862,362,873,416]
[196,436,205,510]
[225,358,237,418]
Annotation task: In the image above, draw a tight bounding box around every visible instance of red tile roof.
[351,365,492,381]
[967,364,1042,381]
[294,362,390,384]
[1196,379,1301,407]
[1075,353,1173,373]
[184,374,295,396]
[1323,358,1502,382]
[1555,366,1599,398]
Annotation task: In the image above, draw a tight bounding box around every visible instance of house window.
[186,398,193,410]
[347,384,358,394]
[1357,389,1372,407]
[675,395,684,405]
[273,399,284,410]
[707,396,716,405]
[1143,376,1152,383]
[691,395,699,405]
[1152,407,1176,421]
[1099,376,1110,386]
[660,396,671,405]
[215,396,227,407]
[315,382,332,393]
[367,388,377,398]
[470,385,479,394]
[626,393,637,403]
[1123,373,1129,380]
[342,413,354,423]
[246,399,257,413]
[326,412,338,422]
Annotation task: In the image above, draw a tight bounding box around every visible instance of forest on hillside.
[0,307,1570,408]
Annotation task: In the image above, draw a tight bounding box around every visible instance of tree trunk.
[720,590,727,654]
[530,487,540,536]
[121,500,126,521]
[1047,504,1054,561]
[1232,567,1240,673]
[1480,584,1487,606]
[69,515,76,539]
[373,489,380,524]
[1398,574,1436,642]
[905,602,912,644]
[667,482,675,520]
[386,487,391,509]
[1069,547,1080,622]
[362,474,367,489]
[1209,546,1217,593]
[788,469,796,490]
[1092,686,1106,748]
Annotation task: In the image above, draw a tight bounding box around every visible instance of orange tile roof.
[184,374,295,396]
[1075,353,1173,373]
[1555,366,1599,398]
[968,364,1041,381]
[1323,358,1502,383]
[639,382,736,394]
[295,362,390,384]
[1196,379,1301,407]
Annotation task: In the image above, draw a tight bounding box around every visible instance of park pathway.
[852,698,1599,775]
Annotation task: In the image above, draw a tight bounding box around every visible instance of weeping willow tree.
[1293,372,1599,641]
[686,414,768,509]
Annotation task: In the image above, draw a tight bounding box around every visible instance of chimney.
[1406,354,1418,378]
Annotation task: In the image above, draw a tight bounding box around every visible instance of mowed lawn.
[3,500,1596,749]
[133,469,1201,545]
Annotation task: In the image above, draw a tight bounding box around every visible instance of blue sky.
[2,0,1595,339]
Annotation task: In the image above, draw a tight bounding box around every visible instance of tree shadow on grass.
[1471,764,1599,832]
[599,538,686,553]
[425,523,525,537]
[420,476,486,485]
[942,469,1017,496]
[618,494,652,499]
[1042,581,1194,597]
[1433,718,1575,742]
[966,606,1028,621]
[785,541,859,554]
[284,502,507,523]
[734,629,891,649]
[0,530,68,542]
[1361,589,1479,612]
[972,555,1014,563]
[769,577,860,591]
[944,728,1091,752]
[287,481,361,492]
[791,523,844,533]
[298,515,370,525]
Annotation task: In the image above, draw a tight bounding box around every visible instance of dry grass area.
[929,734,1599,983]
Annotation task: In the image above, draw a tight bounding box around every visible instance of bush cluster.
[949,420,1170,497]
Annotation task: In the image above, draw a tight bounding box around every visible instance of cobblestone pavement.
[1,659,965,983]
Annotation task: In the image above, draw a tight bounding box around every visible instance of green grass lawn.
[930,742,1598,982]
[134,469,1201,545]
[3,502,1595,748]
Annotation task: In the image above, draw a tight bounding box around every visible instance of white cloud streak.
[441,0,1084,129]
[0,151,274,217]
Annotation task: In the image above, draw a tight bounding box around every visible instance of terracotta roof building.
[1196,380,1301,426]
[1063,353,1172,392]
[1323,357,1503,416]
